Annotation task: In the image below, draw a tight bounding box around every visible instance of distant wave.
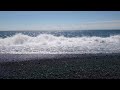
[0,33,120,54]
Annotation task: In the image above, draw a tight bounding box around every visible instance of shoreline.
[0,53,120,62]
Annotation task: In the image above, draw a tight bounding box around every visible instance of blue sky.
[0,11,120,30]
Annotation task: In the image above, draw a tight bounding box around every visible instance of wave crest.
[0,33,120,54]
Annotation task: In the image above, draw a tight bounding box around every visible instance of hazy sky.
[0,11,120,30]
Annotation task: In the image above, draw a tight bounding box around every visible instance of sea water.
[0,30,120,54]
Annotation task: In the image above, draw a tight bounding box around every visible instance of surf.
[0,33,120,54]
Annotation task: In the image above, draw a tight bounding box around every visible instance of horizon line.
[0,29,120,31]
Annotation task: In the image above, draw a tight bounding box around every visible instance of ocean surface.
[0,30,120,54]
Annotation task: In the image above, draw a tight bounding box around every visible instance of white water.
[0,33,120,54]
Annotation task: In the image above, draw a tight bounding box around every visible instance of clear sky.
[0,11,120,30]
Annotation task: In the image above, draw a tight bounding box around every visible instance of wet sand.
[0,54,120,79]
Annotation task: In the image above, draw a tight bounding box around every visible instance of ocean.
[0,30,120,54]
[0,30,120,79]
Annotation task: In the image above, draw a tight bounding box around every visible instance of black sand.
[0,54,120,79]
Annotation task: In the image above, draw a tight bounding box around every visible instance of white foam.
[0,33,120,54]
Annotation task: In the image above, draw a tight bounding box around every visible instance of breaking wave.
[0,33,120,54]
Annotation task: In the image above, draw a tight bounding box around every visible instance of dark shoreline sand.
[0,53,120,79]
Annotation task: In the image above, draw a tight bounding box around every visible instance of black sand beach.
[0,54,120,79]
